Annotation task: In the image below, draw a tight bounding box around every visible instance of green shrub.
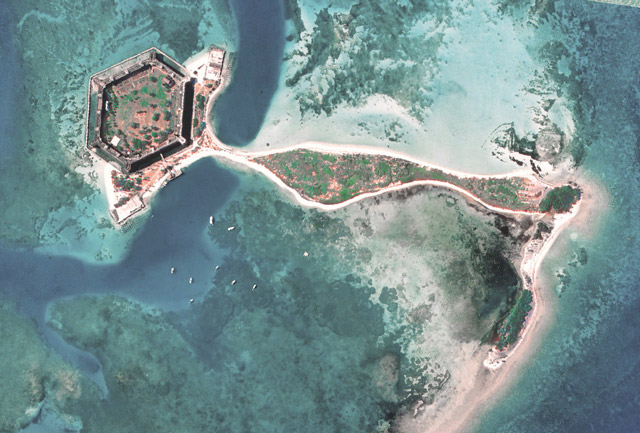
[132,138,144,150]
[152,112,160,121]
[496,289,533,350]
[539,186,581,213]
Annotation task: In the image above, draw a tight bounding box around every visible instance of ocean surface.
[475,2,640,432]
[212,0,286,145]
[0,0,639,432]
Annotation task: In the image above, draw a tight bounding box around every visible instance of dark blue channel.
[1,158,238,380]
[212,0,286,146]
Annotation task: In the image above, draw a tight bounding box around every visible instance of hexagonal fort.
[86,48,194,173]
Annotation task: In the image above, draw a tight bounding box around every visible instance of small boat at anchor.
[189,277,194,284]
[227,226,235,231]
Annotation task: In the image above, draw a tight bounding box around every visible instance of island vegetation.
[252,149,547,211]
[102,67,181,156]
[111,172,145,192]
[495,289,533,350]
[539,185,581,213]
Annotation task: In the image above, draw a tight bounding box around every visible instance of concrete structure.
[205,48,226,82]
[111,195,145,224]
[86,47,195,173]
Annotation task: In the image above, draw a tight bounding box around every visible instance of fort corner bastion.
[85,46,227,225]
[85,47,194,173]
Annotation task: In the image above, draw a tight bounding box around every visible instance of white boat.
[215,265,220,270]
[189,298,194,304]
[231,280,237,285]
[227,226,235,231]
[209,216,214,225]
[189,277,194,284]
[171,267,175,274]
[303,251,309,257]
[252,284,257,290]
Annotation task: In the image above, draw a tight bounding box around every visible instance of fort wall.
[85,47,193,173]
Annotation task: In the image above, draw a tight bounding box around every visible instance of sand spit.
[396,175,597,433]
[96,130,585,433]
[484,204,578,370]
[96,115,584,429]
[92,48,587,433]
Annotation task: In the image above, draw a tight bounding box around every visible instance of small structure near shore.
[204,48,226,82]
[110,195,145,224]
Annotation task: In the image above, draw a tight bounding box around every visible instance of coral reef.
[0,299,86,432]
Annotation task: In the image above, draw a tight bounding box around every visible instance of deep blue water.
[1,158,237,384]
[212,0,286,145]
[3,158,236,313]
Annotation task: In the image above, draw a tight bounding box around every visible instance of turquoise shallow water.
[1,0,640,432]
[0,157,521,431]
[475,2,640,431]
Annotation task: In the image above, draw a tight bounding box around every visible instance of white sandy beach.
[93,45,592,433]
[98,159,119,210]
[397,171,602,433]
[98,133,589,433]
[151,142,545,217]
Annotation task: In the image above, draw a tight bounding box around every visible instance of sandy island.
[407,172,603,433]
[88,47,588,433]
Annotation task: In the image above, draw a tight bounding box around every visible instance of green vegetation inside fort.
[539,185,581,213]
[253,149,538,210]
[102,68,180,156]
[495,289,533,350]
[196,94,206,110]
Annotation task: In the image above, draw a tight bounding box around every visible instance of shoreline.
[105,135,584,433]
[411,172,599,433]
[89,46,588,433]
[242,140,541,181]
[136,144,548,217]
[484,203,579,370]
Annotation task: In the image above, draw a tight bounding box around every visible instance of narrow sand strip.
[163,146,546,217]
[94,54,584,429]
[408,175,597,433]
[237,140,547,184]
